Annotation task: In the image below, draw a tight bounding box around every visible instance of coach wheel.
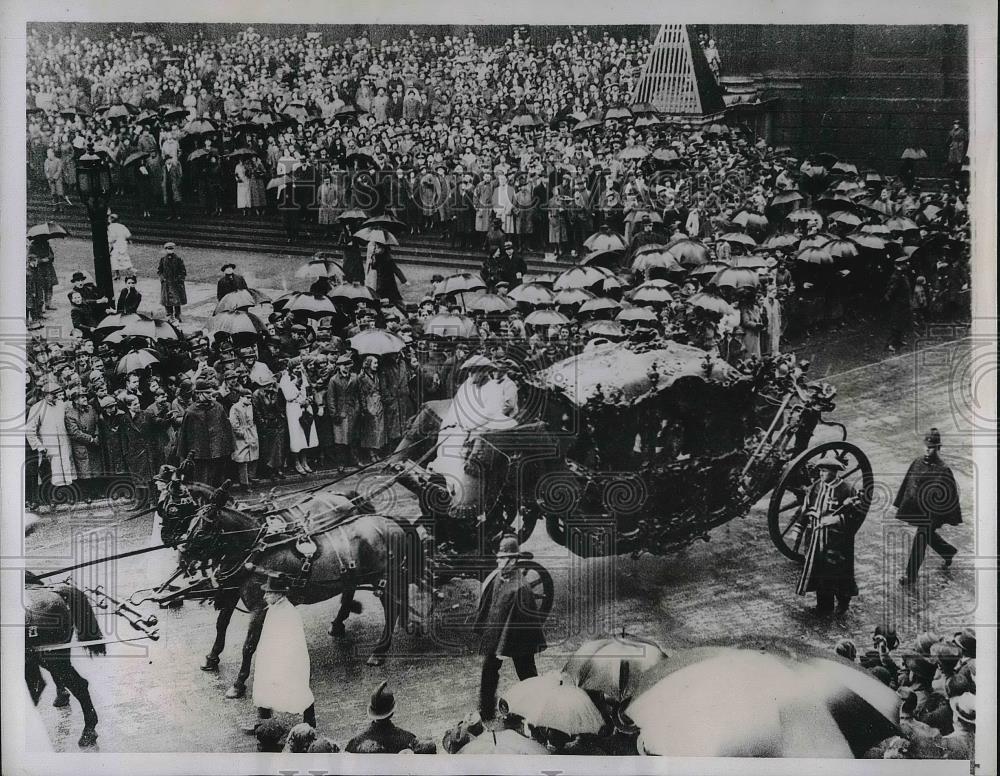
[519,560,555,620]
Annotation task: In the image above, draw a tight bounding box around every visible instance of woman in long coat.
[364,241,407,307]
[229,389,260,486]
[157,243,187,320]
[234,160,251,214]
[279,363,318,475]
[248,157,267,215]
[356,356,387,460]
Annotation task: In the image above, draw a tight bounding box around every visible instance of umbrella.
[625,646,899,757]
[580,248,625,268]
[625,209,663,225]
[769,191,804,207]
[811,151,840,168]
[618,145,650,160]
[572,117,602,133]
[847,232,887,251]
[344,151,377,167]
[732,254,773,270]
[27,222,70,240]
[182,119,216,136]
[187,149,210,162]
[731,212,769,233]
[159,106,187,121]
[459,729,549,755]
[578,297,622,315]
[632,243,667,259]
[651,147,681,163]
[828,210,863,228]
[666,239,710,267]
[501,673,605,735]
[529,273,558,287]
[799,232,837,250]
[266,175,292,191]
[710,266,760,290]
[833,180,862,194]
[831,161,859,175]
[553,265,614,291]
[361,215,407,233]
[103,104,132,120]
[629,286,674,305]
[226,147,258,159]
[616,306,658,323]
[295,258,343,279]
[207,311,263,337]
[687,292,736,316]
[704,122,730,136]
[901,147,928,160]
[281,293,337,317]
[796,246,835,265]
[630,102,659,115]
[786,208,824,225]
[349,329,406,355]
[634,115,663,128]
[563,636,669,702]
[421,313,479,339]
[122,151,150,168]
[94,312,148,335]
[508,282,555,306]
[689,261,732,279]
[583,230,627,252]
[824,239,860,260]
[353,227,399,245]
[116,349,159,374]
[330,283,377,302]
[466,293,515,314]
[632,250,685,275]
[134,110,159,125]
[117,318,181,341]
[581,319,627,338]
[524,309,571,327]
[214,290,258,314]
[337,208,369,222]
[554,288,596,307]
[510,113,543,128]
[885,216,919,233]
[434,272,486,296]
[861,223,892,236]
[334,104,365,119]
[604,106,633,122]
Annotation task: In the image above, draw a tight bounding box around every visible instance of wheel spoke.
[778,495,802,514]
[780,516,801,537]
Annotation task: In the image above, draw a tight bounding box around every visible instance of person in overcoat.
[345,682,420,754]
[216,263,249,300]
[157,242,187,321]
[229,388,259,487]
[175,379,235,489]
[883,256,913,352]
[357,355,387,461]
[26,382,76,503]
[893,428,962,586]
[63,390,101,501]
[278,361,318,475]
[364,241,408,307]
[251,365,287,480]
[121,393,154,507]
[793,456,865,615]
[474,171,495,244]
[96,394,127,478]
[380,353,413,450]
[115,274,142,315]
[325,354,362,470]
[161,155,183,220]
[474,535,547,721]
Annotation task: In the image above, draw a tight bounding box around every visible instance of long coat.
[158,251,188,307]
[883,270,912,332]
[381,356,413,443]
[229,401,260,463]
[26,400,75,486]
[176,399,234,460]
[325,372,361,445]
[474,563,547,658]
[121,410,153,480]
[98,412,127,476]
[161,159,183,203]
[357,370,387,449]
[279,371,318,453]
[63,405,102,479]
[796,480,865,597]
[893,454,963,528]
[252,597,314,713]
[474,180,495,232]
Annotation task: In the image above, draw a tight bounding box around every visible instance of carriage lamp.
[75,148,114,302]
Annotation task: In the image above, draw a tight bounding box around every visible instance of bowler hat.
[814,454,844,471]
[194,378,214,392]
[220,263,236,271]
[163,242,176,251]
[71,271,87,283]
[368,681,396,720]
[496,533,522,558]
[923,427,942,448]
[953,628,976,657]
[951,693,975,726]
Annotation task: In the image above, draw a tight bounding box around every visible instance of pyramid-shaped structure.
[631,25,726,118]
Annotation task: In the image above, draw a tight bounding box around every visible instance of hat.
[834,639,857,662]
[367,681,396,720]
[496,533,522,558]
[71,271,87,283]
[814,453,844,471]
[194,378,214,392]
[261,576,291,594]
[503,240,514,249]
[902,652,936,681]
[874,625,900,650]
[42,379,62,395]
[951,693,975,726]
[336,354,353,366]
[220,263,236,271]
[953,628,976,657]
[894,255,909,265]
[460,354,493,372]
[163,242,176,251]
[929,641,963,670]
[923,427,942,448]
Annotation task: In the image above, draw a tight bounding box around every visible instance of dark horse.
[24,572,104,747]
[167,484,430,699]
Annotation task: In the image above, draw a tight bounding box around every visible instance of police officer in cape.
[474,534,547,721]
[893,427,962,587]
[791,454,866,617]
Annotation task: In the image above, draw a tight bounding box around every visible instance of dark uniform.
[883,263,913,350]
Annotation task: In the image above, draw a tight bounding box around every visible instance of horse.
[168,484,432,700]
[24,572,104,747]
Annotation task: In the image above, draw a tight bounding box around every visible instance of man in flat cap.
[176,378,234,489]
[157,242,187,322]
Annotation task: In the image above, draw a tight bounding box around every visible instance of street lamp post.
[75,149,114,303]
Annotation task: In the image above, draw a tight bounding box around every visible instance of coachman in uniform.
[793,455,866,616]
[894,428,962,586]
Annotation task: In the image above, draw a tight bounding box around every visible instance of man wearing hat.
[474,534,547,721]
[883,256,913,352]
[792,454,866,616]
[893,428,962,586]
[64,386,102,503]
[26,380,76,509]
[941,693,974,759]
[216,263,249,300]
[251,363,287,481]
[244,577,316,733]
[176,378,234,489]
[344,681,420,753]
[157,242,187,322]
[325,354,362,471]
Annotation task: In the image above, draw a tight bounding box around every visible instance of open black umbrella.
[27,222,71,240]
[159,106,187,121]
[122,152,150,168]
[226,147,258,159]
[362,215,407,233]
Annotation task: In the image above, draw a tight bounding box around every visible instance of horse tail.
[58,585,105,655]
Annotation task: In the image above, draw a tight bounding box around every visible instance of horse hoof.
[225,685,245,699]
[53,692,70,708]
[200,658,220,673]
[329,621,346,637]
[78,729,98,747]
[366,655,385,667]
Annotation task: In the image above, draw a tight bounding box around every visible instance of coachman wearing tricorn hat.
[792,454,866,616]
[893,427,962,586]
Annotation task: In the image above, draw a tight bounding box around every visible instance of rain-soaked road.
[22,338,979,753]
